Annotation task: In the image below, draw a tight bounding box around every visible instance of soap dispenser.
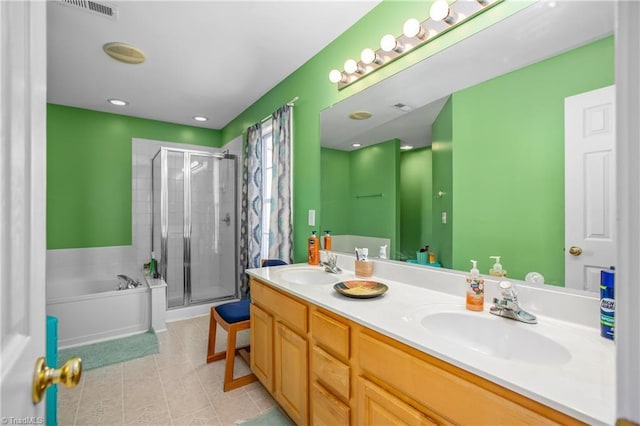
[466,260,485,311]
[489,256,507,277]
[308,231,319,265]
[323,230,332,250]
[379,244,387,260]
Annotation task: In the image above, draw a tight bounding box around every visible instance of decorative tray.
[333,280,388,299]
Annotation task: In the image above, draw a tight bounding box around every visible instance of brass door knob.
[32,356,82,404]
[568,246,583,256]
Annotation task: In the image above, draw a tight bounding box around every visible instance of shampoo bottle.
[466,260,485,311]
[489,256,507,277]
[323,230,332,250]
[149,251,157,278]
[308,231,319,265]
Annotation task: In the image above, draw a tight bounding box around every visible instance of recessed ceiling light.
[193,116,208,122]
[108,98,128,106]
[349,111,372,120]
[400,145,414,151]
[352,143,362,148]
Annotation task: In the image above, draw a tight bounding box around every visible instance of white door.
[565,85,616,291]
[0,0,48,419]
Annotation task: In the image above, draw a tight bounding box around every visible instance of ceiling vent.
[392,103,414,113]
[56,0,118,20]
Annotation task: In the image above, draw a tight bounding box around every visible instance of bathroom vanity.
[246,257,614,425]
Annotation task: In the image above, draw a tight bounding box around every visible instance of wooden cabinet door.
[250,303,274,392]
[275,321,308,425]
[311,381,350,426]
[356,377,437,426]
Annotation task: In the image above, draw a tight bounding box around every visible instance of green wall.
[400,148,433,259]
[221,1,531,262]
[349,140,400,257]
[321,140,400,257]
[47,104,220,249]
[320,148,351,236]
[431,97,454,268]
[450,36,614,284]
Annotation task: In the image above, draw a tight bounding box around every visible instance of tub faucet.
[489,281,537,324]
[322,252,341,274]
[117,274,141,290]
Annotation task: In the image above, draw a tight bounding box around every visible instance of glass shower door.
[189,153,237,303]
[165,150,186,308]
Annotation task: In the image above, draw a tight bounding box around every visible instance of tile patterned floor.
[58,316,277,425]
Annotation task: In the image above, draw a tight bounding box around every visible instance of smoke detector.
[103,42,146,65]
[348,111,373,120]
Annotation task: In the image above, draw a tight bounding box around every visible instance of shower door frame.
[152,147,239,308]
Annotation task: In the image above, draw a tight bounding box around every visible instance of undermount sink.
[418,311,571,365]
[277,267,340,285]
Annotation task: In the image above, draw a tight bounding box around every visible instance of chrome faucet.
[322,252,341,274]
[117,274,142,290]
[489,281,537,324]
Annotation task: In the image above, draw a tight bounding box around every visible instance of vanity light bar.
[329,0,502,90]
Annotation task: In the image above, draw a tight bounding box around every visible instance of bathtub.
[46,275,151,349]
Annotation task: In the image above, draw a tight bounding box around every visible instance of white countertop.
[246,259,615,425]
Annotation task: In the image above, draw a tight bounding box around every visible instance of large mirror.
[320,1,615,292]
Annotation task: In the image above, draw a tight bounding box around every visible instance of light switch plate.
[308,209,316,226]
[441,211,447,224]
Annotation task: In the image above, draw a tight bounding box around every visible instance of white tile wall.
[46,246,139,299]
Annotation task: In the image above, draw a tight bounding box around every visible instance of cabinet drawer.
[312,345,350,401]
[311,309,350,360]
[311,381,350,426]
[251,279,307,334]
[357,331,560,425]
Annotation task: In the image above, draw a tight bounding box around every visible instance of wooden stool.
[206,299,257,392]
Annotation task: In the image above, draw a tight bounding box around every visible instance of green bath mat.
[238,408,293,426]
[58,331,159,370]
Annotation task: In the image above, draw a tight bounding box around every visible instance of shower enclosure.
[152,148,238,309]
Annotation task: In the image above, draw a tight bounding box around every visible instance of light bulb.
[344,59,360,74]
[361,48,380,65]
[193,116,208,122]
[430,0,457,24]
[403,18,426,39]
[380,34,402,53]
[329,69,345,84]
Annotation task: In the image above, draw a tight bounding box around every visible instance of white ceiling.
[320,1,614,151]
[47,0,381,129]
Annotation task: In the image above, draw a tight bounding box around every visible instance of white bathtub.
[46,276,151,349]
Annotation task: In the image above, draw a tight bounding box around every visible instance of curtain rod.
[241,97,299,133]
[259,96,299,124]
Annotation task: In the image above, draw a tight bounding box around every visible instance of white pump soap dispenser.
[379,244,388,259]
[465,260,484,311]
[489,256,507,277]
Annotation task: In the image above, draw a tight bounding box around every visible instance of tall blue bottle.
[600,269,615,340]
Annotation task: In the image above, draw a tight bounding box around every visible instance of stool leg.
[206,309,225,363]
[223,325,238,391]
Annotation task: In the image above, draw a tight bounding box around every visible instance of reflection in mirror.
[320,1,614,291]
